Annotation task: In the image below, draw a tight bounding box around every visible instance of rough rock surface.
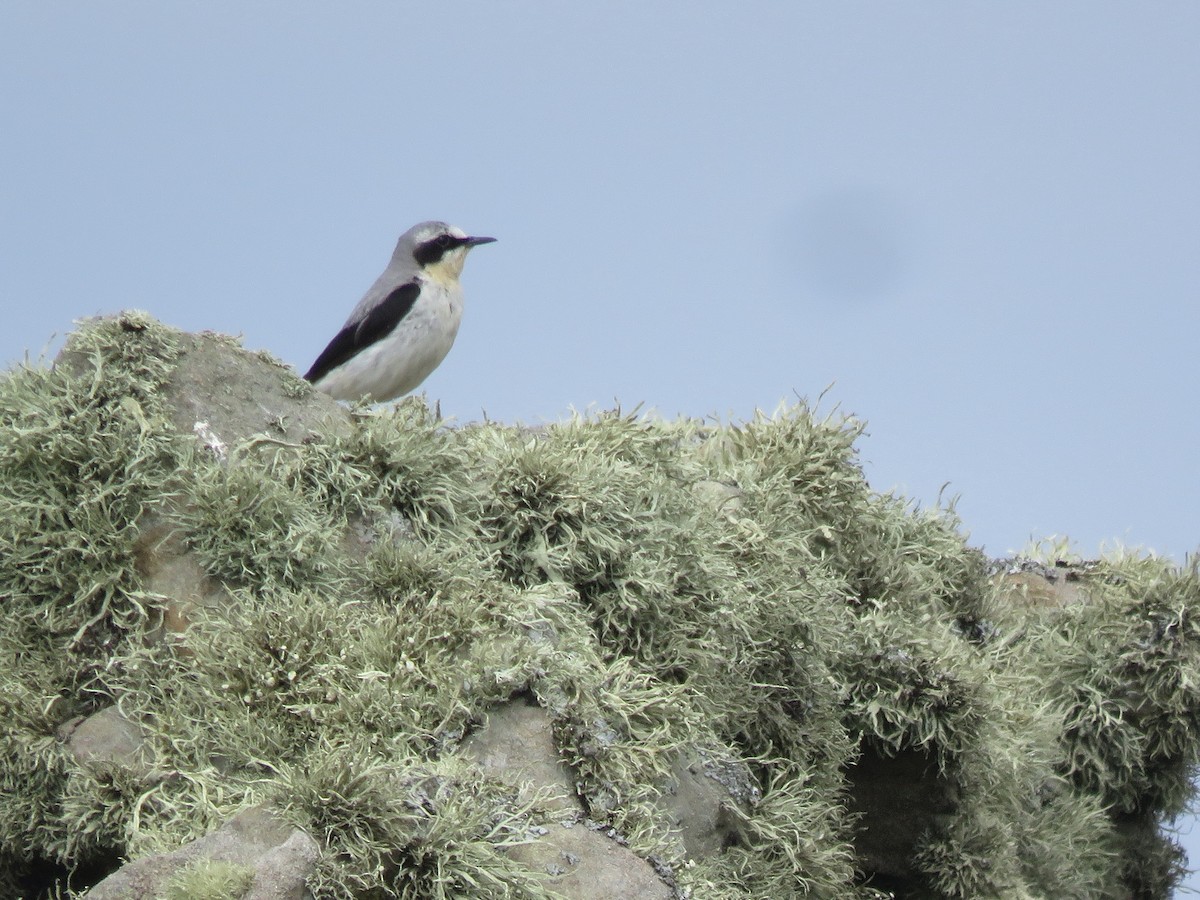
[506,821,674,900]
[59,706,151,776]
[134,515,229,639]
[462,694,581,816]
[460,694,760,895]
[85,806,318,900]
[157,329,350,453]
[656,748,756,860]
[462,696,679,898]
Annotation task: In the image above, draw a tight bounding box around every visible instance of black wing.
[304,281,421,384]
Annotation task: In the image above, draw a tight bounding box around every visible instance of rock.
[134,515,228,640]
[85,805,318,900]
[992,559,1097,608]
[60,706,151,777]
[462,697,677,897]
[156,330,350,456]
[55,315,349,459]
[461,695,758,892]
[506,821,674,900]
[656,747,757,860]
[692,480,744,517]
[461,694,581,816]
[117,324,357,639]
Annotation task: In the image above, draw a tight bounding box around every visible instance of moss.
[272,749,552,899]
[2,316,1198,898]
[686,762,870,899]
[163,858,256,900]
[173,454,349,596]
[0,314,179,644]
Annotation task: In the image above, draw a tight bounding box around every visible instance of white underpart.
[314,272,464,402]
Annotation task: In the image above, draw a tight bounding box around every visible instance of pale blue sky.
[2,2,1198,888]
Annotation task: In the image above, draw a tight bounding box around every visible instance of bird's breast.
[421,279,463,327]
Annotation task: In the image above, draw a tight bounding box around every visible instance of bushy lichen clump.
[0,314,181,889]
[1,314,1198,898]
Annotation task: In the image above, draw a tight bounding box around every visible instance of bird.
[304,221,496,402]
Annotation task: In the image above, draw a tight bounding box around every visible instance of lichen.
[1,315,1197,898]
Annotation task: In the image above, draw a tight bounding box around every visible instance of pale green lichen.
[1,314,1197,898]
[163,858,255,900]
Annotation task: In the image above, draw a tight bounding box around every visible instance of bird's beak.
[465,235,497,247]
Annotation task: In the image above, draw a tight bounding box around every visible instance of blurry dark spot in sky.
[788,187,913,305]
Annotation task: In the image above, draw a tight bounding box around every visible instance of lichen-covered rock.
[656,747,757,861]
[85,805,318,900]
[506,820,674,900]
[462,695,581,816]
[60,706,150,776]
[461,697,756,893]
[2,313,1197,900]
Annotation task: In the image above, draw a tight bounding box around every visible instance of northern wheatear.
[304,221,495,401]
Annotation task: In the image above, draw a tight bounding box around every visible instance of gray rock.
[656,747,757,860]
[506,820,674,900]
[461,695,581,816]
[60,706,151,777]
[462,697,679,897]
[157,329,350,456]
[85,805,318,900]
[692,479,744,517]
[55,315,350,459]
[134,514,228,640]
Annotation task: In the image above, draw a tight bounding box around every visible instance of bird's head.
[399,221,496,284]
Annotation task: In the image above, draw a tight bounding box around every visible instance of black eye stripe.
[414,233,468,266]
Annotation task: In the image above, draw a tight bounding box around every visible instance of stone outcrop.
[86,806,317,900]
[2,315,1194,899]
